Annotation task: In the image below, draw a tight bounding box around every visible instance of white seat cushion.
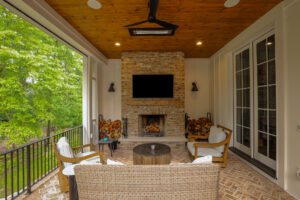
[192,155,213,164]
[208,126,226,153]
[107,159,125,165]
[56,137,74,167]
[187,142,222,157]
[80,157,101,164]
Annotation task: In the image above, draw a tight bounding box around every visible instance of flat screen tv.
[132,74,174,98]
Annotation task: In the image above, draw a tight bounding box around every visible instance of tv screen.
[132,74,174,98]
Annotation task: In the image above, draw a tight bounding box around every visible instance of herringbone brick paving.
[22,142,295,200]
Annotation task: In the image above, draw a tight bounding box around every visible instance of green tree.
[0,5,83,148]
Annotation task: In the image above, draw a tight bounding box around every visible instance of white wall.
[210,0,300,198]
[283,0,300,197]
[185,59,211,119]
[99,59,121,120]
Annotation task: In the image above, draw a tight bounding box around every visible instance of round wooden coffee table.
[133,143,171,165]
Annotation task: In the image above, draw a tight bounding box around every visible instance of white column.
[82,56,92,146]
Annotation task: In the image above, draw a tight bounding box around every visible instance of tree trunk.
[47,120,51,137]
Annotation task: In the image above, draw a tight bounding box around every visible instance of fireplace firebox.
[138,115,165,137]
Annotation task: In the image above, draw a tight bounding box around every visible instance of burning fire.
[145,122,160,133]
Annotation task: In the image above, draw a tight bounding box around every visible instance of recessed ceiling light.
[87,0,102,10]
[115,42,121,46]
[196,41,203,46]
[224,0,240,8]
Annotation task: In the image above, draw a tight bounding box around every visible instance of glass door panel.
[234,46,252,155]
[254,32,277,169]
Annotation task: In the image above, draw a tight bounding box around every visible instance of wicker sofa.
[74,164,220,200]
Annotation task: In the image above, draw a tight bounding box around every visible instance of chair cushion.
[187,142,222,157]
[107,159,125,165]
[208,126,226,153]
[56,137,74,167]
[192,155,213,164]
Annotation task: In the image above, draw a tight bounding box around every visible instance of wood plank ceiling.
[45,0,282,58]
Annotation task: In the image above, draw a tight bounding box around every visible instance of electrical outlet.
[297,167,300,179]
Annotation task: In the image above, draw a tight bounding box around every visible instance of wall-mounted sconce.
[108,82,115,92]
[191,82,198,92]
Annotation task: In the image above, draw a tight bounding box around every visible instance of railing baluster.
[40,140,43,179]
[32,143,35,184]
[26,145,31,194]
[10,151,14,199]
[43,140,45,177]
[22,147,25,192]
[48,138,50,175]
[17,149,20,195]
[4,154,7,200]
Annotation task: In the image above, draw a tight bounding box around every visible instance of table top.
[133,143,171,157]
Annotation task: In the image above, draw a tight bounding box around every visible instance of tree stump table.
[133,143,171,165]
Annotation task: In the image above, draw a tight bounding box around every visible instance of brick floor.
[21,142,295,200]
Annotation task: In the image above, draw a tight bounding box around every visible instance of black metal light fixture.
[108,83,115,92]
[125,0,178,36]
[128,27,176,36]
[191,82,198,92]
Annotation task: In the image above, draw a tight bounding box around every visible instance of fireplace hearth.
[139,115,165,137]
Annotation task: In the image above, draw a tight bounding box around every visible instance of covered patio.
[1,0,300,199]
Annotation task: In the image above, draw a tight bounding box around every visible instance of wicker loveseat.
[74,164,220,200]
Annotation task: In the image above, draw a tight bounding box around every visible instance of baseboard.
[230,147,276,178]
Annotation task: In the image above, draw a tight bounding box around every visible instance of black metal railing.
[0,126,83,200]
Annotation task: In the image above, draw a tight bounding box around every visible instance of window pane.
[236,108,242,125]
[243,108,250,127]
[236,54,242,71]
[269,135,276,160]
[258,110,268,132]
[243,69,250,88]
[258,87,268,108]
[242,49,250,69]
[243,127,250,147]
[257,39,267,64]
[267,35,275,60]
[236,71,242,89]
[258,132,268,156]
[243,89,250,107]
[269,86,276,109]
[257,63,267,86]
[268,60,276,84]
[236,90,242,107]
[269,111,276,135]
[236,125,242,144]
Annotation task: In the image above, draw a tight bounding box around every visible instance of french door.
[253,32,277,169]
[234,45,252,155]
[234,31,277,170]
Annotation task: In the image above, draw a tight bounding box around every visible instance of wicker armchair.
[187,125,232,167]
[52,137,105,192]
[74,164,220,200]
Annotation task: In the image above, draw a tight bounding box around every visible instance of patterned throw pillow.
[99,119,122,139]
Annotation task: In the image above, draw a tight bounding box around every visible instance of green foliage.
[0,6,83,147]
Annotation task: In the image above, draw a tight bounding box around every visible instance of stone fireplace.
[138,115,165,137]
[121,52,185,138]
